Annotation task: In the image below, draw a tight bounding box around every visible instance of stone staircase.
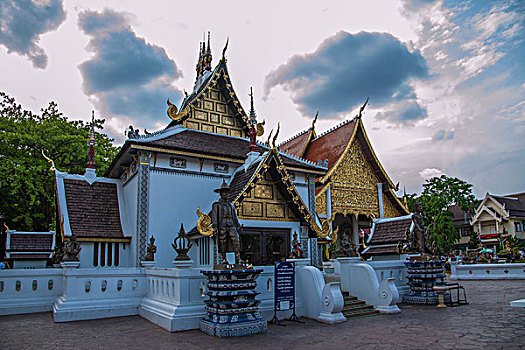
[341,291,380,319]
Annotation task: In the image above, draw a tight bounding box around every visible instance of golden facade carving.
[316,191,327,215]
[323,140,403,218]
[383,192,403,218]
[238,170,300,222]
[183,84,246,137]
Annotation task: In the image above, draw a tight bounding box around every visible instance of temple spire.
[87,111,96,169]
[203,31,212,72]
[248,87,258,153]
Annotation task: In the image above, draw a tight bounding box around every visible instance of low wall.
[0,268,63,315]
[53,267,146,322]
[365,261,409,296]
[450,262,525,280]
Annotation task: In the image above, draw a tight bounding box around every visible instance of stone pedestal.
[140,260,155,268]
[403,260,450,305]
[433,286,449,308]
[200,268,267,337]
[173,260,193,269]
[60,261,80,268]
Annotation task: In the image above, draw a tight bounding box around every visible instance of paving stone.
[0,280,523,349]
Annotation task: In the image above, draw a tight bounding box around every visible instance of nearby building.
[448,204,475,249]
[470,192,525,246]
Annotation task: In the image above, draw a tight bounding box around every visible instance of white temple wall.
[148,170,225,267]
[122,173,139,265]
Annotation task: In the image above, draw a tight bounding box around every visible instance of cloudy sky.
[1,0,523,197]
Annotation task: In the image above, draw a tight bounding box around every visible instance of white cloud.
[419,168,445,181]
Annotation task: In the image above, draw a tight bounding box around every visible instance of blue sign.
[274,261,295,311]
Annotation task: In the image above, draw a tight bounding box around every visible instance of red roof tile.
[64,179,124,238]
[279,130,310,157]
[303,120,356,170]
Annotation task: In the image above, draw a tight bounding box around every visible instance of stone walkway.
[1,280,523,349]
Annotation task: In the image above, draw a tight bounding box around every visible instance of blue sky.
[0,0,523,197]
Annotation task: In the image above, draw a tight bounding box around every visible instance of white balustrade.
[53,267,145,322]
[450,262,525,280]
[0,269,63,315]
[365,260,409,296]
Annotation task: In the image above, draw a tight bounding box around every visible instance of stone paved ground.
[0,280,524,350]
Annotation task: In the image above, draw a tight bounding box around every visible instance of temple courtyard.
[0,280,523,349]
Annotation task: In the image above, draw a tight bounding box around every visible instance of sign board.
[274,261,295,311]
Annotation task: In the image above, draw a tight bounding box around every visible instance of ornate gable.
[168,61,250,138]
[313,118,408,218]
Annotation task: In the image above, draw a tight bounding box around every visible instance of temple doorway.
[332,213,373,257]
[240,228,290,266]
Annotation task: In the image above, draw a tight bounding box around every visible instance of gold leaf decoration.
[196,206,214,236]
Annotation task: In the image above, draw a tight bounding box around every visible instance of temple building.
[471,192,525,246]
[279,102,408,256]
[52,36,334,268]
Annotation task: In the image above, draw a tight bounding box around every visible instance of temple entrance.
[240,228,290,266]
[332,213,373,257]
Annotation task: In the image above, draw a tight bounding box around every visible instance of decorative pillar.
[326,184,332,219]
[307,174,319,267]
[136,151,151,265]
[352,213,359,247]
[377,183,384,218]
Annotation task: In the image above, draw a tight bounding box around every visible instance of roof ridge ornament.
[221,37,229,62]
[356,97,369,119]
[87,111,96,169]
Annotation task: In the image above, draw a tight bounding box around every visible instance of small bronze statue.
[211,181,242,264]
[51,243,64,265]
[290,232,304,258]
[63,234,82,261]
[145,236,157,261]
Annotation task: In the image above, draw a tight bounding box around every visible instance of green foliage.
[468,231,480,249]
[0,92,119,232]
[410,175,477,253]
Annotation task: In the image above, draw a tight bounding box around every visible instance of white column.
[377,183,384,218]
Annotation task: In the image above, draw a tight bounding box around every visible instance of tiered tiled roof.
[279,130,309,156]
[106,128,325,178]
[63,179,124,239]
[362,215,412,257]
[368,217,412,245]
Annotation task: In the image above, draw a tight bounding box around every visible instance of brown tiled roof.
[280,130,310,157]
[493,195,525,217]
[303,120,356,170]
[363,245,398,255]
[64,179,124,238]
[229,162,260,202]
[9,233,53,251]
[128,130,321,171]
[448,204,473,225]
[368,218,412,244]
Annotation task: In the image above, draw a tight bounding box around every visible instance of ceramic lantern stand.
[200,268,268,337]
[403,260,451,305]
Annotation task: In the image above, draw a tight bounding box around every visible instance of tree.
[416,175,477,253]
[0,92,119,232]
